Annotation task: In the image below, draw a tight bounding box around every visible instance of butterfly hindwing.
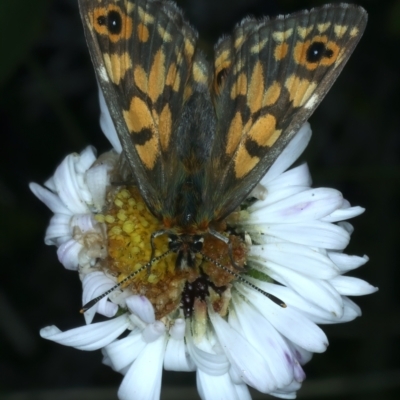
[201,4,367,222]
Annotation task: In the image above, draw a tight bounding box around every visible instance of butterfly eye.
[306,41,334,63]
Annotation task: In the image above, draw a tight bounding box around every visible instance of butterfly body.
[78,0,367,273]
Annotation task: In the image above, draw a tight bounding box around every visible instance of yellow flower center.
[95,187,247,320]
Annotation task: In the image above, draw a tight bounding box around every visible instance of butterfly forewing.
[78,0,200,218]
[201,4,367,222]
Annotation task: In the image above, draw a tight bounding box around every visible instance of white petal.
[103,330,146,372]
[99,88,122,153]
[231,293,295,387]
[85,157,115,212]
[289,342,313,366]
[247,188,343,224]
[328,252,369,273]
[270,380,302,399]
[249,243,339,279]
[44,214,72,245]
[262,122,312,184]
[118,334,166,400]
[169,318,185,340]
[82,271,118,324]
[196,369,252,400]
[52,152,93,214]
[57,239,82,270]
[330,276,378,296]
[29,183,71,215]
[186,331,230,376]
[338,221,354,234]
[76,146,98,173]
[70,214,98,233]
[40,314,129,351]
[253,259,344,317]
[249,186,310,211]
[250,165,312,212]
[248,281,341,324]
[321,206,365,222]
[208,307,278,393]
[251,221,350,250]
[317,296,362,324]
[339,297,362,321]
[142,321,166,343]
[235,283,328,352]
[266,163,312,192]
[126,295,155,324]
[164,337,196,371]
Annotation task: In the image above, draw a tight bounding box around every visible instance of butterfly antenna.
[200,251,286,308]
[80,249,173,313]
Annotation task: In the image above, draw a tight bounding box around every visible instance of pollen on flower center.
[95,187,196,318]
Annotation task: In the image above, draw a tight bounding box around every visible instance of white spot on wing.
[305,93,319,109]
[99,65,110,82]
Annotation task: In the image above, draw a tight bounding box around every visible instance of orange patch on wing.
[215,49,231,70]
[226,112,243,155]
[193,62,208,85]
[234,145,259,179]
[234,34,245,49]
[231,73,247,99]
[183,85,192,101]
[103,52,132,84]
[285,75,317,107]
[247,61,264,114]
[263,81,281,106]
[166,63,180,92]
[248,114,279,147]
[274,42,289,61]
[123,97,154,133]
[123,98,158,170]
[136,135,159,170]
[91,6,133,42]
[158,25,172,42]
[159,104,172,151]
[137,23,149,42]
[148,49,166,103]
[184,38,195,59]
[320,42,340,66]
[134,65,148,94]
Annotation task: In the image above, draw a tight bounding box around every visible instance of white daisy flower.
[30,91,377,400]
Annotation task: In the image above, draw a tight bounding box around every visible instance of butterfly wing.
[78,0,202,219]
[199,4,367,223]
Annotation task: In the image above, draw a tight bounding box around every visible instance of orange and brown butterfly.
[78,0,367,315]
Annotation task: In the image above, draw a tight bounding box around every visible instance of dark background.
[0,0,398,399]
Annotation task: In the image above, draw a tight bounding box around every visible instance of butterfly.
[77,0,367,310]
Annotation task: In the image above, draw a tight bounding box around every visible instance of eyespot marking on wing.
[293,36,340,70]
[90,6,133,42]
